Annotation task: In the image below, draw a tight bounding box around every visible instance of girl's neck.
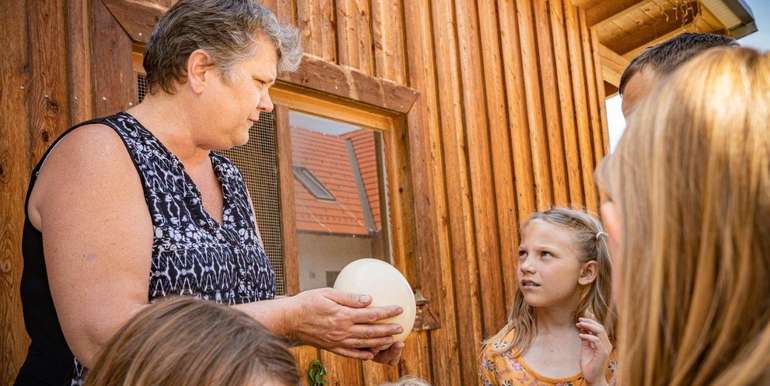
[534,305,577,334]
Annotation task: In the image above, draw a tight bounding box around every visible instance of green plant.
[307,359,327,386]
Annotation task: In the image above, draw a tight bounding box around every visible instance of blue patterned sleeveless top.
[16,112,276,386]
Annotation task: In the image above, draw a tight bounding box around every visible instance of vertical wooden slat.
[290,345,320,386]
[533,0,569,206]
[319,350,363,386]
[497,0,536,222]
[454,0,505,341]
[276,0,298,25]
[477,0,518,312]
[398,331,431,381]
[0,0,31,383]
[431,0,483,384]
[318,0,338,62]
[564,2,598,211]
[91,0,135,118]
[336,0,375,74]
[28,0,71,165]
[362,359,398,385]
[550,0,585,208]
[262,0,278,12]
[580,10,604,170]
[371,0,407,83]
[67,0,94,124]
[591,28,610,155]
[403,0,459,383]
[516,0,554,211]
[297,0,322,57]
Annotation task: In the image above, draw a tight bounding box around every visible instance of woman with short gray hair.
[15,2,403,385]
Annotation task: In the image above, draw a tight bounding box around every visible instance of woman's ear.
[600,200,622,259]
[578,260,598,285]
[186,49,214,94]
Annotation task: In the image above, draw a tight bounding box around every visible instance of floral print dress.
[480,330,616,386]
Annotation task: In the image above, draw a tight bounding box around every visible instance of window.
[293,166,335,201]
[287,110,393,291]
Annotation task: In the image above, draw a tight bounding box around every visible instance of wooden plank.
[276,0,298,25]
[336,0,375,74]
[290,345,320,386]
[516,0,554,211]
[565,3,598,211]
[592,30,610,155]
[580,10,604,181]
[296,0,324,58]
[68,0,95,123]
[403,0,461,384]
[398,331,432,382]
[0,0,31,383]
[319,350,363,386]
[371,0,407,83]
[497,0,536,221]
[431,1,483,384]
[477,0,518,311]
[91,0,136,117]
[362,359,398,385]
[533,0,569,206]
[102,0,166,44]
[454,0,505,343]
[275,105,300,295]
[318,0,337,62]
[550,0,586,207]
[27,0,72,165]
[278,54,419,115]
[601,1,699,54]
[598,44,629,87]
[585,0,646,26]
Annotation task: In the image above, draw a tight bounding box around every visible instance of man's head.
[619,32,737,117]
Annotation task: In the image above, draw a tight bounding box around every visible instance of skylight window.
[293,166,335,201]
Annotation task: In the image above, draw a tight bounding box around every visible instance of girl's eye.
[517,249,527,258]
[542,251,554,258]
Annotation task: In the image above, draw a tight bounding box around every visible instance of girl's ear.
[578,260,598,285]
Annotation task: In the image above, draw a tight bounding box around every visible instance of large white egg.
[333,258,416,342]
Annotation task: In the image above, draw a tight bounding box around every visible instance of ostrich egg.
[333,258,416,342]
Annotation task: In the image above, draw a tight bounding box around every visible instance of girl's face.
[517,219,594,308]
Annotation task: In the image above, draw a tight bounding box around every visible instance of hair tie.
[596,231,608,241]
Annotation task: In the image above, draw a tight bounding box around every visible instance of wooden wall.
[0,0,609,385]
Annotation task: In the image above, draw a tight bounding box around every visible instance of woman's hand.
[284,288,404,362]
[578,317,612,386]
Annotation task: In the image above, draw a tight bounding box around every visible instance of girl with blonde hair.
[597,47,770,386]
[84,297,299,386]
[481,208,617,386]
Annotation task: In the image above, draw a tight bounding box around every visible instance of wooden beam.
[601,1,699,54]
[585,0,645,26]
[278,54,419,115]
[102,0,165,43]
[598,44,628,87]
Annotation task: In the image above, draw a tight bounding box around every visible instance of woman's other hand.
[284,288,404,361]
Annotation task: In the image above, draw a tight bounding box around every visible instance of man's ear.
[578,260,598,285]
[186,49,214,94]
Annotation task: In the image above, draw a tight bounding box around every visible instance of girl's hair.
[484,207,616,354]
[84,297,299,386]
[596,47,770,386]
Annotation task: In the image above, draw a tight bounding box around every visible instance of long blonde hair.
[84,297,299,386]
[485,207,616,354]
[597,47,770,386]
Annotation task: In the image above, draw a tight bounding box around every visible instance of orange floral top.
[480,331,616,386]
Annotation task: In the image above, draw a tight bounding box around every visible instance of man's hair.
[619,32,737,95]
[143,0,302,94]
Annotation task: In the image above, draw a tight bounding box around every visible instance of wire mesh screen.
[136,73,287,295]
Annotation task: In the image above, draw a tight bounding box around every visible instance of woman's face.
[196,33,278,150]
[517,220,589,309]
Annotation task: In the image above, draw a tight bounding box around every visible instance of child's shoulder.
[482,329,518,360]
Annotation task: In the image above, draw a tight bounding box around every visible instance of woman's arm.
[30,124,154,368]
